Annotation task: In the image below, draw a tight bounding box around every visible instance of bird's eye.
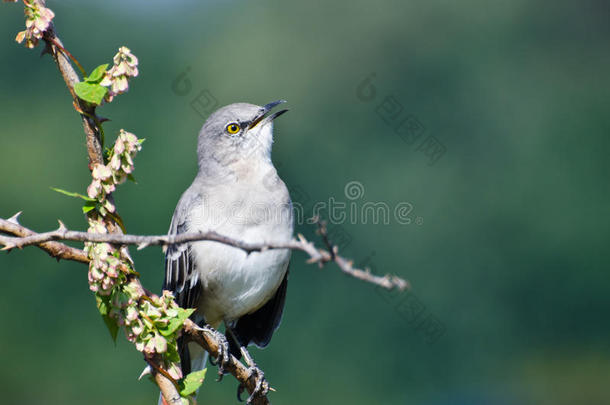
[226,123,241,134]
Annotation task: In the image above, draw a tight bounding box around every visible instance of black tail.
[227,269,289,359]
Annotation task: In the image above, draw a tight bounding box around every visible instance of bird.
[162,100,293,403]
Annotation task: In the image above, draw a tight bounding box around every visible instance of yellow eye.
[226,123,241,134]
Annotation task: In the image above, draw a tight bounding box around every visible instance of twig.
[36,15,186,401]
[16,3,275,402]
[0,213,88,263]
[7,6,407,404]
[0,212,407,404]
[145,355,185,405]
[183,321,270,405]
[154,372,183,405]
[0,215,408,291]
[42,27,104,168]
[46,36,86,77]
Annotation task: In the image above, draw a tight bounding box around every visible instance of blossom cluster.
[7,1,197,394]
[87,129,141,216]
[13,0,55,49]
[100,47,139,102]
[108,285,184,380]
[129,292,176,353]
[85,233,121,295]
[83,130,184,379]
[85,130,140,294]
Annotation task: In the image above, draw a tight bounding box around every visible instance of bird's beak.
[248,99,289,130]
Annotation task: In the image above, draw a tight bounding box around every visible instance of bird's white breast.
[188,161,293,327]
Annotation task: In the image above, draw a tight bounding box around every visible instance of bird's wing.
[228,264,289,358]
[163,189,205,374]
[163,189,202,310]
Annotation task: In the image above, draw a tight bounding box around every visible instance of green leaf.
[179,369,207,397]
[74,82,108,105]
[82,200,97,214]
[165,342,181,363]
[51,187,95,202]
[127,173,137,183]
[102,313,119,342]
[159,308,195,337]
[103,147,112,162]
[96,295,118,342]
[85,64,109,84]
[96,295,109,316]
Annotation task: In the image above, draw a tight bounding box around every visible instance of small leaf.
[159,308,195,337]
[85,64,109,84]
[103,147,112,162]
[165,343,181,363]
[51,187,95,202]
[127,173,137,183]
[96,295,109,316]
[102,313,119,342]
[82,200,97,214]
[96,295,118,342]
[179,369,207,397]
[74,82,108,105]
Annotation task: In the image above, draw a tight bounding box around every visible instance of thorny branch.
[43,25,104,168]
[183,321,272,402]
[11,30,271,405]
[0,213,88,263]
[7,3,277,400]
[0,212,409,405]
[40,22,184,404]
[4,2,408,404]
[0,215,409,291]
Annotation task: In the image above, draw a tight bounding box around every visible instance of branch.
[43,21,104,167]
[38,14,183,401]
[0,212,406,404]
[154,372,183,405]
[0,215,273,402]
[183,321,270,405]
[7,4,407,404]
[0,215,408,291]
[42,18,122,235]
[0,213,88,263]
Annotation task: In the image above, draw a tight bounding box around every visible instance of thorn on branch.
[1,243,17,251]
[8,211,22,225]
[145,356,180,389]
[57,219,67,233]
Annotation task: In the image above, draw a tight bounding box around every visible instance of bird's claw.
[202,325,231,381]
[236,364,269,404]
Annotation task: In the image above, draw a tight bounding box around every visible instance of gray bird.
[162,100,292,401]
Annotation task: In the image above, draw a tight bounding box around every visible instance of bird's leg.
[225,325,269,404]
[223,324,257,369]
[201,324,231,380]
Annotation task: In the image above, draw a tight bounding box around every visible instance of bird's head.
[197,100,288,171]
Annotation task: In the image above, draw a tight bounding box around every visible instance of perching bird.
[162,100,292,401]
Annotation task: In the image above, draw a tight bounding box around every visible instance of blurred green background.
[1,0,609,404]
